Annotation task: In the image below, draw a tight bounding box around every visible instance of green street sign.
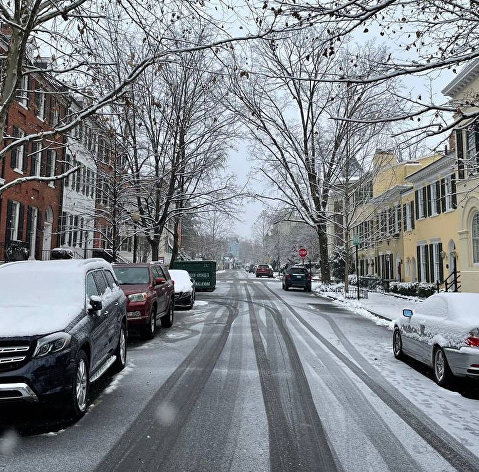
[353,235,359,246]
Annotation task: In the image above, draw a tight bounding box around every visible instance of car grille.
[0,340,33,372]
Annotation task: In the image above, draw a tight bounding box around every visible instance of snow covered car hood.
[0,304,83,337]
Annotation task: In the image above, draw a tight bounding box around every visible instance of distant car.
[394,293,479,387]
[0,259,127,418]
[113,263,175,339]
[248,264,255,273]
[169,269,195,309]
[256,264,273,278]
[282,266,311,291]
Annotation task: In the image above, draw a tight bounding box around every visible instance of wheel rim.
[76,359,88,412]
[393,331,401,355]
[119,329,126,365]
[435,350,445,381]
[150,313,155,334]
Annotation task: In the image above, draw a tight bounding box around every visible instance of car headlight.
[34,332,71,358]
[128,292,148,302]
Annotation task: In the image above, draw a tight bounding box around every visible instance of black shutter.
[46,150,52,178]
[475,121,479,166]
[398,205,402,232]
[422,187,427,218]
[40,149,47,177]
[429,244,434,283]
[436,181,441,214]
[5,200,13,243]
[424,245,430,282]
[30,142,37,176]
[410,202,415,229]
[451,173,457,209]
[26,76,32,108]
[36,210,42,260]
[416,246,420,282]
[457,129,465,179]
[10,126,18,169]
[438,242,444,282]
[44,94,51,125]
[426,185,432,217]
[415,190,419,219]
[60,211,66,245]
[26,206,33,249]
[17,204,24,241]
[440,178,446,212]
[403,204,407,231]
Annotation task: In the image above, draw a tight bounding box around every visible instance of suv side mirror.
[403,309,413,318]
[155,277,165,285]
[89,295,103,312]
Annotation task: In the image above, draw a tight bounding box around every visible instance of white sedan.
[393,293,479,387]
[168,269,195,309]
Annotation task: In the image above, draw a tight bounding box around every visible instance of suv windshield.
[113,267,150,284]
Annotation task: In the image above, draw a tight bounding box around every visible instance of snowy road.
[2,270,479,471]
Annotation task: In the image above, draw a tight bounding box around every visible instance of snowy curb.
[313,291,394,322]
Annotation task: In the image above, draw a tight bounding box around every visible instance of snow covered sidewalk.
[313,283,424,326]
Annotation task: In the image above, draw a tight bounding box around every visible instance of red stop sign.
[299,248,307,258]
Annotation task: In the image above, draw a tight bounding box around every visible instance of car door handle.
[114,302,119,306]
[104,310,109,315]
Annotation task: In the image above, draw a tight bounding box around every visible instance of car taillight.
[306,274,311,280]
[466,336,479,347]
[286,274,291,279]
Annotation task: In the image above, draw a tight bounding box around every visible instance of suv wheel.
[112,324,127,372]
[142,309,156,340]
[65,350,89,419]
[161,302,174,328]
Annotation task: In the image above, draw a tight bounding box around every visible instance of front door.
[42,222,52,260]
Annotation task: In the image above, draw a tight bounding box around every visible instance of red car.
[113,263,175,339]
[255,264,274,278]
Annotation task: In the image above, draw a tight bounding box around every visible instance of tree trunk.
[150,237,160,261]
[170,218,180,266]
[317,225,330,283]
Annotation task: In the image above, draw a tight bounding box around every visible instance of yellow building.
[353,58,479,291]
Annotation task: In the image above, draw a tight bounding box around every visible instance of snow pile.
[168,269,193,293]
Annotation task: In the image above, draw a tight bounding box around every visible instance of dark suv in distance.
[0,259,127,418]
[282,266,312,292]
[113,263,175,339]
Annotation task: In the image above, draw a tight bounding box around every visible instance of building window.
[31,142,41,176]
[11,127,26,172]
[444,176,453,211]
[433,243,441,282]
[9,201,21,241]
[47,150,56,186]
[34,88,45,120]
[418,189,425,219]
[17,75,29,108]
[472,213,479,264]
[430,183,437,216]
[419,245,427,282]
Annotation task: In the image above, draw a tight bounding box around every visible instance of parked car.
[248,264,255,273]
[0,259,127,418]
[169,269,195,309]
[256,264,274,278]
[113,263,175,339]
[282,266,312,291]
[393,293,479,387]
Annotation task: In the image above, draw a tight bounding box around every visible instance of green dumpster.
[170,260,216,291]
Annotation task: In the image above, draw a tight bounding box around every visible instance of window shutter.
[415,190,419,219]
[422,187,427,218]
[36,210,42,260]
[451,173,457,209]
[416,246,420,281]
[26,206,33,249]
[46,150,52,177]
[410,202,415,229]
[438,242,444,282]
[40,149,47,176]
[10,126,18,169]
[18,204,24,241]
[403,204,407,231]
[26,76,32,108]
[475,121,479,165]
[30,142,38,176]
[398,205,402,232]
[60,211,66,245]
[424,245,430,282]
[435,181,441,214]
[5,200,13,243]
[44,94,51,124]
[429,244,434,282]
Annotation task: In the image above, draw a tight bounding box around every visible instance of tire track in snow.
[263,285,479,472]
[245,285,339,472]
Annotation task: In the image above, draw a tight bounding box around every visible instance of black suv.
[282,266,312,292]
[0,259,127,418]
